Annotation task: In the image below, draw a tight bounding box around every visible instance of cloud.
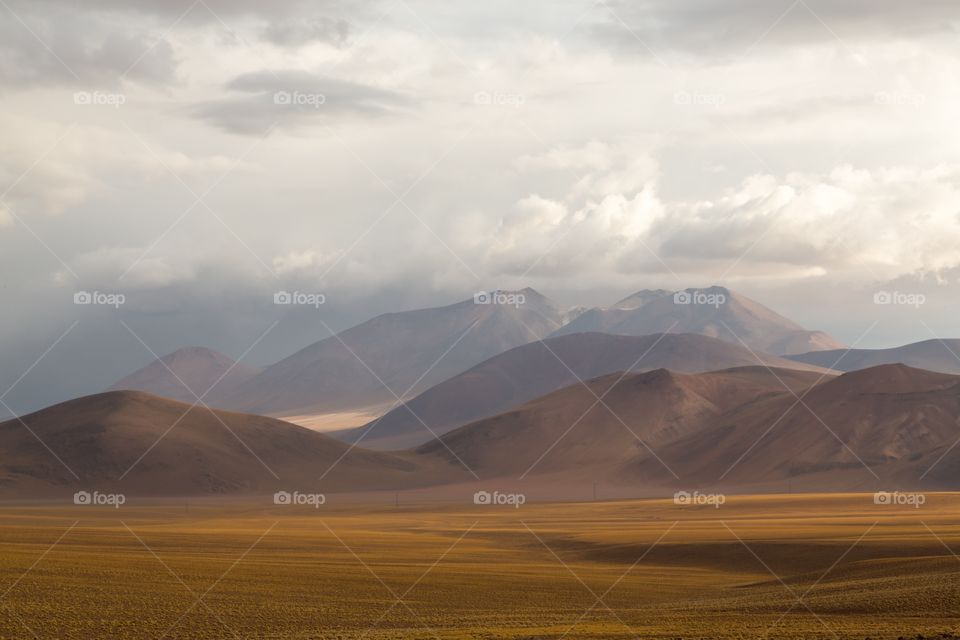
[0,120,101,216]
[0,4,177,89]
[261,17,352,48]
[190,69,412,134]
[64,247,196,289]
[484,142,960,284]
[590,0,960,58]
[25,0,366,21]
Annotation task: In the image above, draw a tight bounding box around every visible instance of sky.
[2,0,960,413]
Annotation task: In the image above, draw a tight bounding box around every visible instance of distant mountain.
[218,288,568,415]
[416,363,960,492]
[335,332,834,450]
[551,286,844,355]
[786,339,960,375]
[0,391,459,497]
[109,347,259,405]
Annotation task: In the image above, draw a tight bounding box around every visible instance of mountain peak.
[553,286,844,355]
[108,346,259,405]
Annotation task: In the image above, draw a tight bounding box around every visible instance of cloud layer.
[2,0,960,413]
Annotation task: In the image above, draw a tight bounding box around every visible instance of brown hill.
[109,346,259,405]
[335,332,834,450]
[218,288,567,415]
[0,391,460,497]
[551,286,844,355]
[415,366,828,480]
[662,363,960,490]
[415,364,960,493]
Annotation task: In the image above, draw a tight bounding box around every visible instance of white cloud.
[485,145,960,285]
[64,247,195,289]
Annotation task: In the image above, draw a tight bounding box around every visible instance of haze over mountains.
[339,332,833,450]
[108,286,844,418]
[786,339,960,375]
[552,286,844,355]
[109,347,259,405]
[217,288,568,415]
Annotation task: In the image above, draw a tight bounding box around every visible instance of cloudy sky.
[2,0,960,412]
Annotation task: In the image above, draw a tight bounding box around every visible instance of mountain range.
[109,286,843,418]
[12,284,949,499]
[337,332,832,450]
[10,362,960,498]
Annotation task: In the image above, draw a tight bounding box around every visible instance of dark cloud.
[191,69,413,135]
[25,0,365,21]
[0,6,177,88]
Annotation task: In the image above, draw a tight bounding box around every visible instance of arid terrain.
[1,493,958,639]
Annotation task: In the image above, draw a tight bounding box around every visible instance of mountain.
[415,366,828,480]
[786,339,960,375]
[218,289,568,415]
[109,347,259,405]
[550,286,844,355]
[415,363,960,492]
[335,332,834,450]
[0,391,460,497]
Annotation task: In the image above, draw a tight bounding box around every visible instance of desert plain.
[1,492,958,639]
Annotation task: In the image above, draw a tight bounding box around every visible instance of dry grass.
[1,493,959,638]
